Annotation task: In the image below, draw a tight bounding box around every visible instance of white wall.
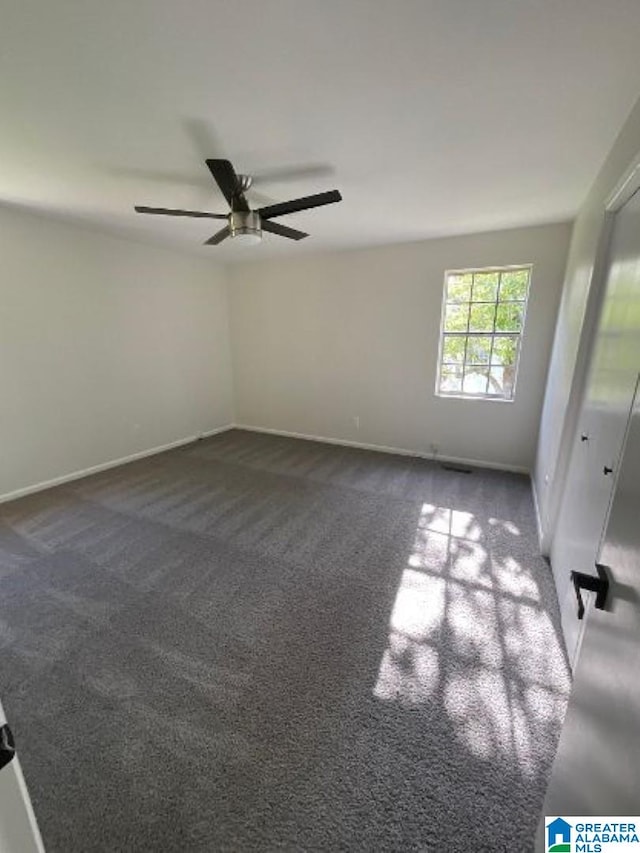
[0,206,234,500]
[227,223,571,471]
[534,93,640,551]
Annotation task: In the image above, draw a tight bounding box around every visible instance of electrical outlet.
[353,415,360,430]
[429,442,439,455]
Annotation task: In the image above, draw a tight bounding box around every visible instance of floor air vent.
[440,463,473,474]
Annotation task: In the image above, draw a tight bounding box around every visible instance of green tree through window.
[437,266,531,400]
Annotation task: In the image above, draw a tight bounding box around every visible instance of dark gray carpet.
[0,429,569,852]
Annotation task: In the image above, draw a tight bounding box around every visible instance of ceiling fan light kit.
[229,210,262,244]
[134,158,342,246]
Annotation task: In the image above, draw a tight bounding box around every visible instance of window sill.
[434,392,515,404]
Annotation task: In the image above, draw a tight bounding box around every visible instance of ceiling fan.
[134,158,342,245]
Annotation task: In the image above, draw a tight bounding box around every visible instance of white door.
[535,183,640,845]
[550,184,640,667]
[0,701,45,853]
[536,380,640,845]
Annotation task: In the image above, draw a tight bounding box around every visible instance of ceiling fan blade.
[258,190,342,220]
[135,206,227,219]
[261,220,308,241]
[204,226,230,245]
[251,163,334,186]
[205,159,250,212]
[245,187,279,207]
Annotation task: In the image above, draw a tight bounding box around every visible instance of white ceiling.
[3,0,640,261]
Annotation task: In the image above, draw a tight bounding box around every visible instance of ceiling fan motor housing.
[229,210,261,239]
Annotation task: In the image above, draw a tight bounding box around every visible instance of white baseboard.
[0,424,234,505]
[234,423,529,474]
[199,425,234,440]
[1,422,528,506]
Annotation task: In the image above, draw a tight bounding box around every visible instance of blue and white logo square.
[545,816,640,852]
[547,818,571,852]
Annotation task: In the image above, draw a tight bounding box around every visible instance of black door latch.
[570,563,610,620]
[0,723,15,771]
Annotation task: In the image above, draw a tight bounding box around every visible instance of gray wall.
[0,206,234,500]
[535,93,640,550]
[228,223,571,472]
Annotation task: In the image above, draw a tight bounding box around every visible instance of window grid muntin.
[485,275,500,393]
[437,265,531,400]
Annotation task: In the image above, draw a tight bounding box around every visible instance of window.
[436,265,531,401]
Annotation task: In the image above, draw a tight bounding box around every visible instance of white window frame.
[435,264,532,402]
